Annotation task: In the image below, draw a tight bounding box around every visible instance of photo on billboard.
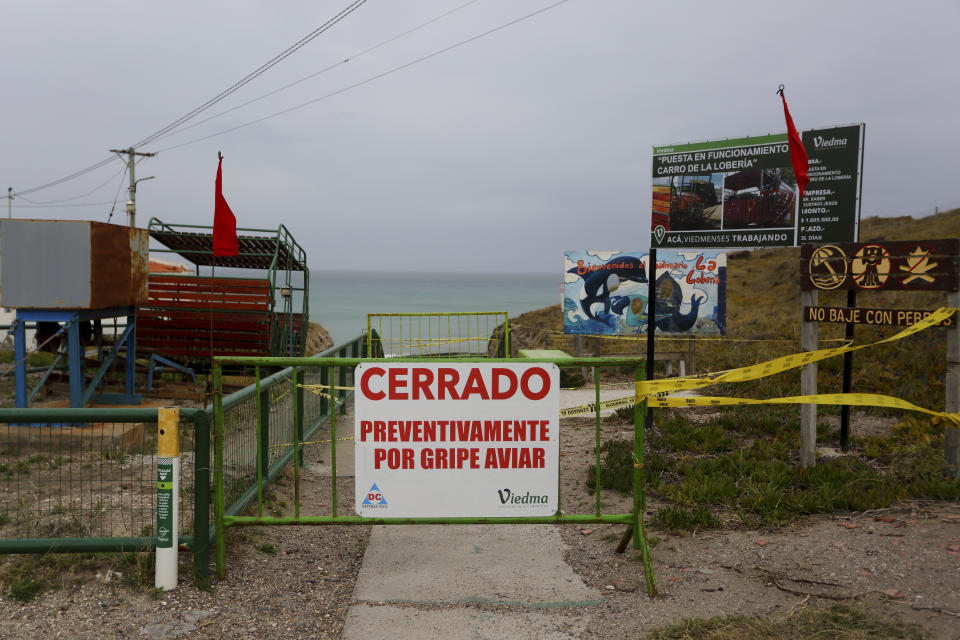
[652,174,724,231]
[721,167,796,230]
[563,250,726,336]
[651,124,864,249]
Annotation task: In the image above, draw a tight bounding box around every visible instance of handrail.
[220,332,368,412]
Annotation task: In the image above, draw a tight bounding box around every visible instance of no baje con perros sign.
[354,362,560,518]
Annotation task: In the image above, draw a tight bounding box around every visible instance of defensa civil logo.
[362,483,388,508]
[497,487,549,507]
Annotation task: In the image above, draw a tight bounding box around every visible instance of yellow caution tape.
[298,383,355,399]
[560,395,638,417]
[650,393,960,427]
[559,390,960,426]
[636,307,956,396]
[269,436,355,449]
[290,310,958,424]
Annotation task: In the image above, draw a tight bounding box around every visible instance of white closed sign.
[354,362,560,518]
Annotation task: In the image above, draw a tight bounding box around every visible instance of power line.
[12,166,126,204]
[106,163,130,223]
[157,0,572,153]
[131,0,369,149]
[11,0,368,199]
[14,156,120,196]
[148,0,484,145]
[14,200,116,208]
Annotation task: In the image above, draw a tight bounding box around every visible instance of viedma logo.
[497,488,549,506]
[813,135,848,149]
[362,483,388,508]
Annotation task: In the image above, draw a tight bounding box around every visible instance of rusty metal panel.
[0,220,148,309]
[89,222,148,308]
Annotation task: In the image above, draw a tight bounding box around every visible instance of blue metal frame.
[146,353,197,390]
[14,306,141,408]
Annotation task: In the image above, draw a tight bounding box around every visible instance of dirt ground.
[0,401,958,639]
[557,413,960,639]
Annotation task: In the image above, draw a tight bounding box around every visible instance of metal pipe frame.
[212,350,658,597]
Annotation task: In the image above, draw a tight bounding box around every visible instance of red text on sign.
[360,366,550,401]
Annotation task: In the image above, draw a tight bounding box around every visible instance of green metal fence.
[0,333,367,581]
[366,312,511,358]
[0,407,210,574]
[216,334,365,525]
[212,354,658,597]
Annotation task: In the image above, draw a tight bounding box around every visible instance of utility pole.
[7,187,11,219]
[109,147,156,227]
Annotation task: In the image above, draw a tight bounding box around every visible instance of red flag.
[779,88,809,198]
[213,154,238,257]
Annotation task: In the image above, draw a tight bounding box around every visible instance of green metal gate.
[212,354,658,597]
[367,312,510,358]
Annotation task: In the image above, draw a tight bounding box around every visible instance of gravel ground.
[556,412,960,640]
[0,412,370,640]
[1,401,958,639]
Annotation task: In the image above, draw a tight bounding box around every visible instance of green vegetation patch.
[589,405,960,529]
[652,506,722,535]
[1,550,155,601]
[643,603,927,640]
[586,439,635,494]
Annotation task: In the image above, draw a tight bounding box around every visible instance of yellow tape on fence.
[636,307,956,396]
[559,395,637,417]
[559,390,960,426]
[298,384,356,399]
[270,436,355,449]
[649,393,960,426]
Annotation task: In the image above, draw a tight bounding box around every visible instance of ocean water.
[309,271,560,346]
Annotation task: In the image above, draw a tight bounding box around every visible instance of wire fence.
[0,333,365,577]
[218,335,363,518]
[367,312,510,358]
[0,408,208,565]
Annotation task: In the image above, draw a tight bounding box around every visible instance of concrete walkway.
[324,387,642,639]
[343,525,602,639]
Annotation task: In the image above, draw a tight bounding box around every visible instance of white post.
[800,289,818,467]
[946,291,959,477]
[156,406,180,590]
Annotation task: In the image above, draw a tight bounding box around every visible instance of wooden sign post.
[800,239,960,476]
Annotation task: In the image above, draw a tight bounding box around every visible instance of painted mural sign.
[800,239,960,291]
[651,124,864,249]
[563,250,726,336]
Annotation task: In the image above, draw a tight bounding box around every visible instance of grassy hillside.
[532,209,960,529]
[510,209,960,414]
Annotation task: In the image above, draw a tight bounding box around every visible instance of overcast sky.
[2,0,957,274]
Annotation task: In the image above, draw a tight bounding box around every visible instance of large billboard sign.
[651,124,864,249]
[563,250,726,336]
[354,362,560,518]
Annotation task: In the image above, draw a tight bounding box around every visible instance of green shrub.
[652,505,721,534]
[586,439,635,494]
